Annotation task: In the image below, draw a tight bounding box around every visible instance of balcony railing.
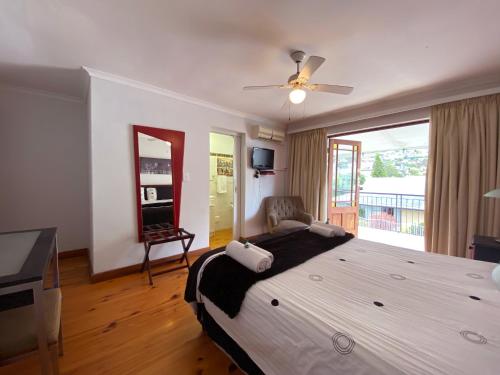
[358,191,425,236]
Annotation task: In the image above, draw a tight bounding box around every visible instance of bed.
[184,229,500,375]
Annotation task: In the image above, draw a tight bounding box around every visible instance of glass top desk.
[0,228,59,373]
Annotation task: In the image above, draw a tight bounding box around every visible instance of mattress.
[199,239,500,375]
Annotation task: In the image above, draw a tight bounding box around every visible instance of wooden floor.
[0,255,244,375]
[209,228,233,250]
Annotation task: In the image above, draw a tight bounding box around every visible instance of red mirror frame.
[132,125,185,242]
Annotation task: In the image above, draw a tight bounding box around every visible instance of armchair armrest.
[297,211,314,226]
[268,211,279,227]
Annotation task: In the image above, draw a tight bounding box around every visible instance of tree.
[385,161,403,177]
[359,173,366,186]
[371,153,404,177]
[371,154,387,177]
[408,167,421,176]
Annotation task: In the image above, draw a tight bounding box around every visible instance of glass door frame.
[327,138,362,235]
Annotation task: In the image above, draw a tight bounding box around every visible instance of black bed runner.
[194,230,353,318]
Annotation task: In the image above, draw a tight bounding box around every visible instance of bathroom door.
[209,132,237,249]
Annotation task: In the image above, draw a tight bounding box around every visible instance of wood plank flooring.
[0,255,244,375]
[209,228,233,250]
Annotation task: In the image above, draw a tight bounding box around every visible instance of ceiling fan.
[243,50,354,105]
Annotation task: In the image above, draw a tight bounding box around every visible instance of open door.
[209,132,237,249]
[327,139,362,235]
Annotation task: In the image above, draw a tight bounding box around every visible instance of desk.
[141,224,195,285]
[0,228,59,375]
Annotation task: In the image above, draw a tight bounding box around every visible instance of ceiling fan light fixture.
[289,88,306,104]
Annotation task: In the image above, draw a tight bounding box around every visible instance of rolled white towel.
[225,240,272,273]
[246,242,274,262]
[492,264,500,291]
[316,222,346,236]
[309,222,346,237]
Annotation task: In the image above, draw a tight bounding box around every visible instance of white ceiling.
[337,123,429,152]
[1,0,500,124]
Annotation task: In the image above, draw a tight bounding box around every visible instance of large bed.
[185,229,500,375]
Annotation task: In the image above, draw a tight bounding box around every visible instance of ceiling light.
[289,88,306,104]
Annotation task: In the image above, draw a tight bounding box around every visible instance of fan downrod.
[289,50,305,83]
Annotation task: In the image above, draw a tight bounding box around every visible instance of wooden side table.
[469,235,500,263]
[141,224,195,285]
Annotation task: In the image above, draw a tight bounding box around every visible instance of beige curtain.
[425,94,500,257]
[287,128,328,221]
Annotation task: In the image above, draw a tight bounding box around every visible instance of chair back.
[265,196,305,221]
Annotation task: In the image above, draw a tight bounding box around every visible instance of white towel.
[225,240,272,273]
[210,156,217,180]
[309,222,346,237]
[146,187,157,201]
[217,175,227,193]
[316,222,346,236]
[246,242,274,262]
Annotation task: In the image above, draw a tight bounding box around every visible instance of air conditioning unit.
[252,125,285,143]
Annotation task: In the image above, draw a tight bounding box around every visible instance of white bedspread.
[201,239,500,375]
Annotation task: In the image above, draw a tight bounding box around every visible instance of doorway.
[209,132,236,249]
[330,122,429,251]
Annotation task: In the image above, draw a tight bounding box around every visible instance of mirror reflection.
[138,132,174,230]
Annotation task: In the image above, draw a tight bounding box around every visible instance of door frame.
[328,120,430,244]
[209,128,244,241]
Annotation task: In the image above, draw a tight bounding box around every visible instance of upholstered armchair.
[264,196,314,233]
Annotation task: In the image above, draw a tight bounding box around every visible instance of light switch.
[183,172,191,182]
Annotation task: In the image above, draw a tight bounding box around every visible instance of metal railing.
[358,191,425,236]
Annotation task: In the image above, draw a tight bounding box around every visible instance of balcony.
[358,192,425,251]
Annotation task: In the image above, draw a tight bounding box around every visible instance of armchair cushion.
[265,196,315,233]
[273,220,309,233]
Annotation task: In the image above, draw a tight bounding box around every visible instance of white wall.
[0,86,90,251]
[89,77,286,274]
[210,132,234,154]
[287,79,500,135]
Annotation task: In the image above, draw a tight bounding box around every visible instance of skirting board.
[58,248,89,259]
[90,247,210,283]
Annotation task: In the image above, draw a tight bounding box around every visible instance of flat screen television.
[251,147,274,170]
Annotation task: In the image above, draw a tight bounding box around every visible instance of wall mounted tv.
[251,147,274,170]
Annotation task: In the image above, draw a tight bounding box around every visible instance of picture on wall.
[217,156,233,176]
[140,157,172,175]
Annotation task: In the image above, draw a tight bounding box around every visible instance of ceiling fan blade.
[298,56,325,82]
[308,84,354,95]
[243,85,286,90]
